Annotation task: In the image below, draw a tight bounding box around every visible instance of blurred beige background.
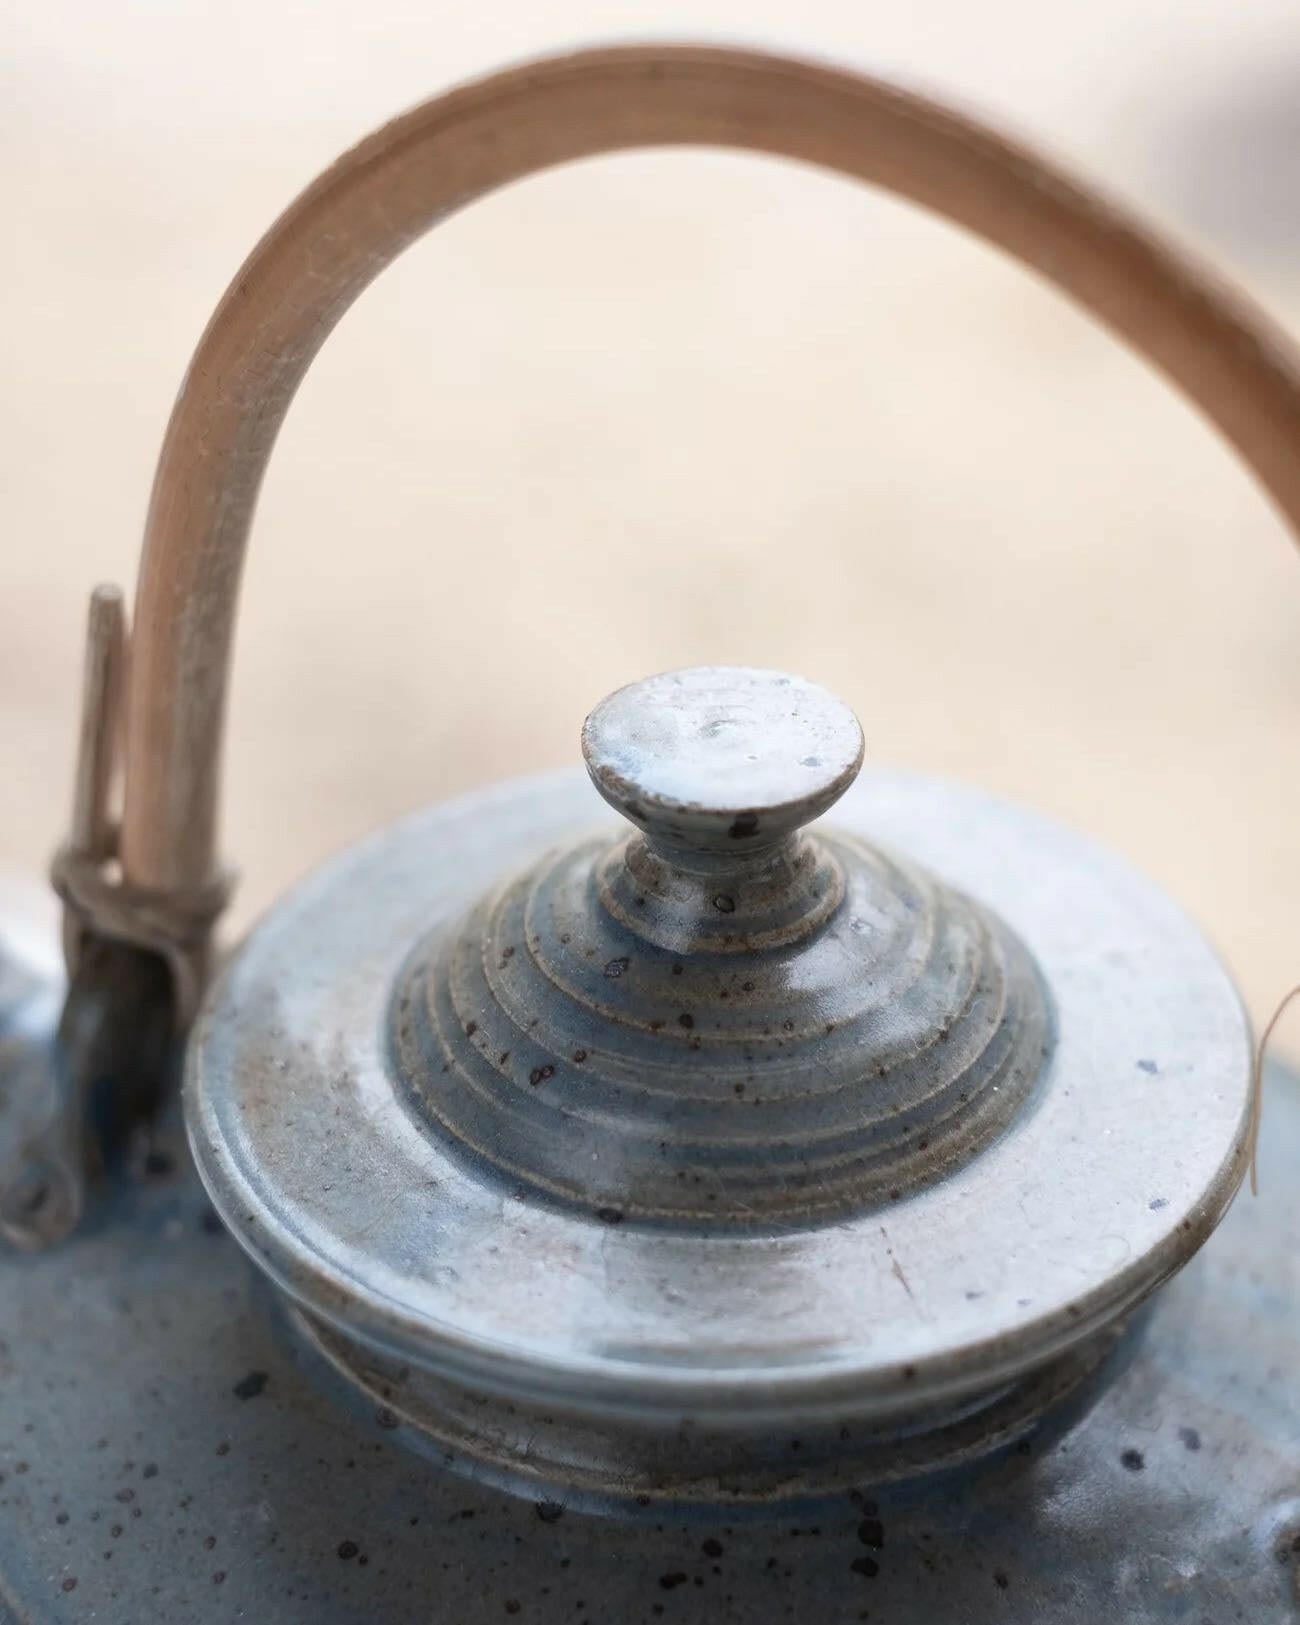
[3,3,1297,1052]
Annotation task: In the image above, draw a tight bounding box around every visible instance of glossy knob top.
[581,667,865,852]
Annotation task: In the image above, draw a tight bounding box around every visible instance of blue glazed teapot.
[1,44,1297,1624]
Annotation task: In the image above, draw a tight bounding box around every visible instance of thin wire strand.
[1248,982,1300,1196]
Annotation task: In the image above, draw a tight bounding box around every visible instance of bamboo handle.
[119,45,1300,901]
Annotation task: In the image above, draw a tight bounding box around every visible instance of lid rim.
[184,760,1252,1424]
[185,1074,1248,1419]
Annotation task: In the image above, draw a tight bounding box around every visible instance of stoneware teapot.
[1,44,1298,1625]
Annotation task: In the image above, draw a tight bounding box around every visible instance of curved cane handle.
[120,44,1300,899]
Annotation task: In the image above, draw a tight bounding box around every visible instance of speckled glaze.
[185,673,1253,1511]
[1,1070,1296,1622]
[394,668,1051,1225]
[581,668,866,849]
[0,877,74,1248]
[9,34,1299,1619]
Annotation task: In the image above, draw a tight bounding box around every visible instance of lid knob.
[582,667,864,853]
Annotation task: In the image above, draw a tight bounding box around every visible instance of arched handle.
[106,45,1300,935]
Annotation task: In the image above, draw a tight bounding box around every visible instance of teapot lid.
[187,667,1250,1507]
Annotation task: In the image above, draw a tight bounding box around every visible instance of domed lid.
[186,667,1251,1506]
[391,668,1050,1224]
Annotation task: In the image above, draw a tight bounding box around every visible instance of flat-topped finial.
[581,666,864,852]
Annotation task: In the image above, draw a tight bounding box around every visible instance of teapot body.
[0,811,1297,1622]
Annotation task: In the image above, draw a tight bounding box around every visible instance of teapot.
[1,44,1296,1624]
